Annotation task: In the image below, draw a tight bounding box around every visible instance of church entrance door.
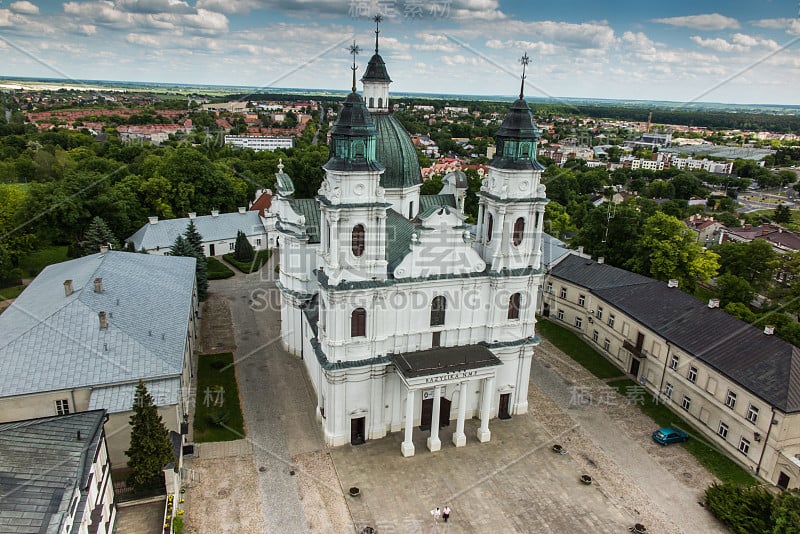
[420,397,452,431]
[351,417,365,445]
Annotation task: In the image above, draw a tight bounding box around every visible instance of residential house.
[0,410,116,534]
[0,251,198,465]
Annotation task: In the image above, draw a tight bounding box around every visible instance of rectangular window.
[669,354,679,371]
[546,282,553,294]
[229,242,235,251]
[607,314,615,328]
[592,330,599,343]
[557,309,564,321]
[575,317,583,329]
[256,238,262,246]
[559,287,567,299]
[739,437,750,455]
[578,294,586,307]
[687,366,698,384]
[717,422,729,440]
[55,399,70,415]
[603,338,610,352]
[681,395,691,411]
[725,391,737,409]
[747,405,759,424]
[665,382,673,399]
[596,306,603,320]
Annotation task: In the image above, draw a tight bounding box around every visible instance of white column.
[427,386,442,452]
[401,388,415,457]
[452,381,469,447]
[476,202,485,243]
[477,376,494,443]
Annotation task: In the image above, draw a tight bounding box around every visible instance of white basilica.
[270,27,547,456]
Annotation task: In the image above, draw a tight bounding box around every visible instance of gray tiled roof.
[0,410,105,534]
[550,255,800,413]
[127,211,264,252]
[0,251,195,399]
[88,378,181,414]
[541,233,572,269]
[386,209,416,271]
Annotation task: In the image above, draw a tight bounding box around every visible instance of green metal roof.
[276,172,294,196]
[288,198,321,244]
[419,194,456,212]
[374,114,422,189]
[386,209,416,271]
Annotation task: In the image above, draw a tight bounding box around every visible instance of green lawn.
[607,378,757,486]
[193,352,245,443]
[0,285,25,300]
[222,249,272,274]
[18,245,69,277]
[536,319,625,379]
[206,257,235,280]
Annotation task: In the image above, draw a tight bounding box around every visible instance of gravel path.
[531,339,726,533]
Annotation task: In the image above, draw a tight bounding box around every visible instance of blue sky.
[1,0,799,104]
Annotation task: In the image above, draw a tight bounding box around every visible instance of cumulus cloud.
[62,1,229,35]
[692,33,780,52]
[9,1,39,15]
[653,13,740,30]
[751,18,800,36]
[485,39,560,56]
[412,33,459,53]
[116,0,195,14]
[482,20,616,50]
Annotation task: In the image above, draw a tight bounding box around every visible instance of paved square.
[332,414,632,533]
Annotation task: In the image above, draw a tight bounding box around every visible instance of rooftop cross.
[519,52,530,100]
[349,40,361,93]
[374,14,382,54]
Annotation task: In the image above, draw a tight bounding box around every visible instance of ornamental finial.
[519,52,530,99]
[373,14,382,54]
[349,40,361,93]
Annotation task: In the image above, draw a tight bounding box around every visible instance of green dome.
[374,114,422,189]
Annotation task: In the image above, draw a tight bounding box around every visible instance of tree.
[184,220,204,257]
[234,230,254,262]
[420,177,444,195]
[773,204,792,225]
[81,216,120,255]
[170,233,208,300]
[182,222,209,300]
[716,273,754,307]
[629,211,719,290]
[772,490,800,534]
[715,240,778,291]
[705,482,775,534]
[125,381,175,490]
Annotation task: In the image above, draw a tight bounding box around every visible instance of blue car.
[652,427,688,446]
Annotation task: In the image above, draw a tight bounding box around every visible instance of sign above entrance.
[425,369,478,384]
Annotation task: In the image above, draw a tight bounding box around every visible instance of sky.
[1,0,799,105]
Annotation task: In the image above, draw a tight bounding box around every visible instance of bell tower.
[361,15,391,113]
[477,53,548,271]
[318,41,389,285]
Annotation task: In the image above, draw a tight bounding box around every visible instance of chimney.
[211,209,219,217]
[76,430,82,441]
[99,245,109,254]
[238,206,246,214]
[597,257,604,264]
[94,277,103,293]
[99,311,108,330]
[148,216,158,225]
[64,280,74,297]
[708,298,720,309]
[764,325,775,335]
[668,279,679,288]
[188,212,197,219]
[577,246,584,255]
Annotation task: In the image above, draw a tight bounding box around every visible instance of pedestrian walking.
[431,507,441,523]
[442,506,451,523]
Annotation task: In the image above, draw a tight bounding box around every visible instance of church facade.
[270,29,547,456]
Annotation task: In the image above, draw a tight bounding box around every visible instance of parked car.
[652,427,688,446]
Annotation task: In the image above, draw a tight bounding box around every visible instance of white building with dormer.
[270,31,547,456]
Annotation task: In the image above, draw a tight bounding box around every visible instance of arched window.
[508,292,521,320]
[486,213,494,243]
[513,217,525,246]
[408,201,414,219]
[352,224,365,256]
[520,143,530,158]
[377,97,383,108]
[352,140,365,158]
[369,97,374,108]
[351,308,366,337]
[430,295,446,326]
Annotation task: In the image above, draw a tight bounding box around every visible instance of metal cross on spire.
[519,52,531,100]
[373,14,382,54]
[349,40,361,93]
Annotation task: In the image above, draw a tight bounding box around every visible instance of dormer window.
[520,143,530,158]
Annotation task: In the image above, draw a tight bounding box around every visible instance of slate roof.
[0,410,105,534]
[393,345,502,378]
[541,233,572,269]
[550,254,800,413]
[88,377,181,414]
[127,211,265,252]
[288,198,321,244]
[0,251,195,400]
[419,194,457,212]
[362,53,392,83]
[386,209,416,272]
[374,114,422,189]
